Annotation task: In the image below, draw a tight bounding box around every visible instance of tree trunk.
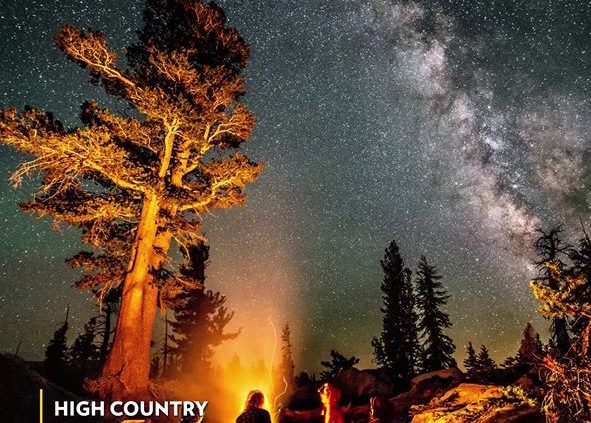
[98,193,162,400]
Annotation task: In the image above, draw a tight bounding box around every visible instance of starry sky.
[0,0,590,372]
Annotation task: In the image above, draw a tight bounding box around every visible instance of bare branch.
[55,25,136,88]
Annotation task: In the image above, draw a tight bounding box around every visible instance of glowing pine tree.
[0,0,262,399]
[531,260,591,421]
[533,227,571,355]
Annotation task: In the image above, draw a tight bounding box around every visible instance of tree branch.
[159,117,179,179]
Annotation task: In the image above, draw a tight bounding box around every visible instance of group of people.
[236,383,389,423]
[236,386,345,423]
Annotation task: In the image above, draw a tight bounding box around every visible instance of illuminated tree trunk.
[0,0,262,401]
[99,193,163,399]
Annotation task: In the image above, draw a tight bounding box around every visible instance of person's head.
[244,390,265,410]
[318,383,341,407]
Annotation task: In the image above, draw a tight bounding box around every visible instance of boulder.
[479,402,544,423]
[514,374,544,399]
[390,367,464,414]
[409,368,465,388]
[410,383,544,423]
[335,368,394,399]
[436,383,504,405]
[0,353,107,423]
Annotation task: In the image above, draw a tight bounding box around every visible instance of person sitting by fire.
[236,390,272,423]
[318,383,345,423]
[282,383,368,422]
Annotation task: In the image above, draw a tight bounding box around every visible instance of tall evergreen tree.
[517,322,541,365]
[70,317,101,377]
[476,344,496,375]
[66,253,122,366]
[274,323,296,408]
[280,324,295,387]
[415,256,456,371]
[161,314,171,376]
[463,342,478,377]
[168,243,240,376]
[320,350,359,382]
[503,322,541,369]
[533,227,571,355]
[372,240,421,382]
[44,307,70,379]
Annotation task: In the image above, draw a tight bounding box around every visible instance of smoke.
[162,341,281,423]
[172,361,278,423]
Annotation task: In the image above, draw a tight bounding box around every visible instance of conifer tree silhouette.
[476,344,496,377]
[372,240,421,382]
[568,223,591,344]
[463,342,478,377]
[44,306,70,380]
[70,317,101,377]
[415,256,456,371]
[530,225,591,421]
[168,243,239,377]
[320,350,359,381]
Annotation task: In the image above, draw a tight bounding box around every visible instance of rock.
[390,367,464,414]
[409,368,465,389]
[0,353,107,423]
[479,402,544,423]
[410,383,544,423]
[436,383,504,406]
[335,368,393,399]
[514,375,544,399]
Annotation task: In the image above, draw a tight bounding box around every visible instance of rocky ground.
[392,369,544,422]
[409,383,543,423]
[0,353,106,423]
[284,367,545,422]
[1,353,545,422]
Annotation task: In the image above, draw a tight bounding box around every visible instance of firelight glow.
[1,0,590,378]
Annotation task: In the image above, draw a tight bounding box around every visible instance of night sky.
[1,0,590,372]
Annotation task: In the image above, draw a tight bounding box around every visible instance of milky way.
[0,0,590,371]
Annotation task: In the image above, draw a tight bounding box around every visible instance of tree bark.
[98,193,162,400]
